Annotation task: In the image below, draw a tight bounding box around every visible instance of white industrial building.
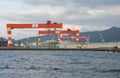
[57,41,120,49]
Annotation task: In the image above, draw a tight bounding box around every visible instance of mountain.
[0,37,7,42]
[14,35,58,43]
[81,27,120,42]
[15,27,120,43]
[0,37,7,46]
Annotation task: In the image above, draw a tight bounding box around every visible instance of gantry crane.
[6,21,88,47]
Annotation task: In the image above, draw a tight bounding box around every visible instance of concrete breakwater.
[0,47,120,52]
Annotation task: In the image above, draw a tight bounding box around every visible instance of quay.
[0,47,120,52]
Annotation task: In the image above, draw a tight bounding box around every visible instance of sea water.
[0,50,120,78]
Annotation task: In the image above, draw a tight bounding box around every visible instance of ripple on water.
[0,50,120,78]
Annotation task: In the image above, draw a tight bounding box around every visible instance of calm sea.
[0,50,120,78]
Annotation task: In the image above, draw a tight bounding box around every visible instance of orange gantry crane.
[38,30,81,45]
[6,21,88,47]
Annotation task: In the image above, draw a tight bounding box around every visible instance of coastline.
[0,47,119,52]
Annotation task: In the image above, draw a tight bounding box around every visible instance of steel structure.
[38,30,81,43]
[6,21,88,47]
[7,21,62,47]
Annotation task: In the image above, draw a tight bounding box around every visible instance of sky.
[0,0,120,39]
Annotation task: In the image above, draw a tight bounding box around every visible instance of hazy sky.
[0,0,120,39]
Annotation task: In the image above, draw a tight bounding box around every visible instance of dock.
[0,47,120,52]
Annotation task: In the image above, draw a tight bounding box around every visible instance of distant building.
[57,41,78,48]
[41,40,58,48]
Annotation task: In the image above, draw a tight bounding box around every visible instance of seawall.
[0,47,120,52]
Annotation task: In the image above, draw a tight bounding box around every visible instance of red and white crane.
[6,21,88,47]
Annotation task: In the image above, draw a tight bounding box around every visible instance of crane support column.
[7,27,12,47]
[76,33,80,44]
[58,34,63,43]
[38,35,40,48]
[38,30,41,48]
